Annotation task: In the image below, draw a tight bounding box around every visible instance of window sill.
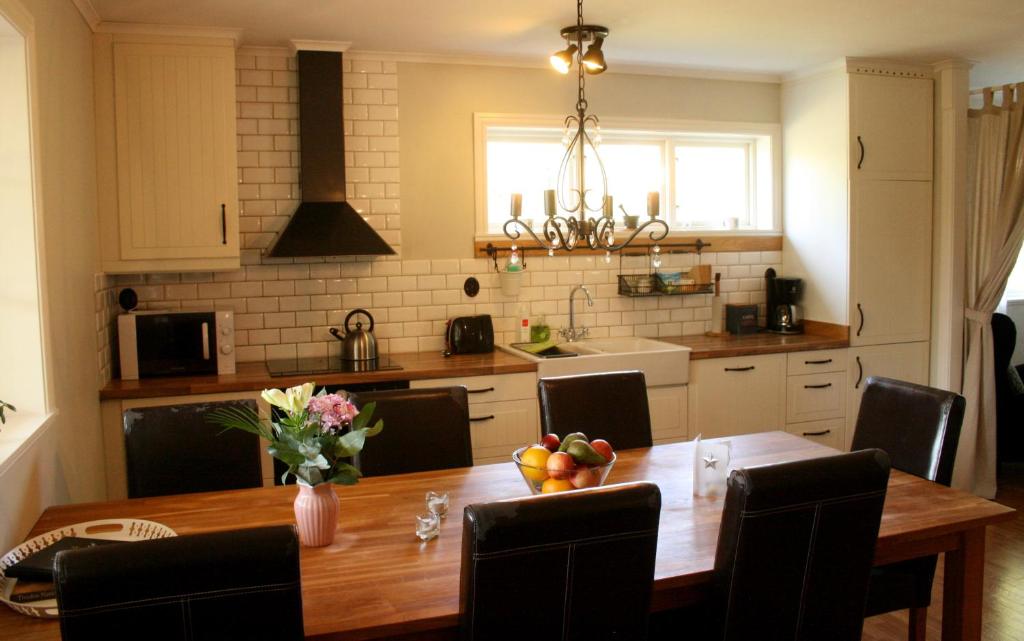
[0,411,58,477]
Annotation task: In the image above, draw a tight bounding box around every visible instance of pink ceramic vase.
[293,482,339,547]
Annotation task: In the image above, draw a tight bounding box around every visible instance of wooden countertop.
[662,330,849,360]
[100,328,848,400]
[99,350,537,400]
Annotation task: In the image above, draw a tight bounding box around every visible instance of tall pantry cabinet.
[783,59,934,448]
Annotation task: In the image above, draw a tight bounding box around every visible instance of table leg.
[941,527,986,641]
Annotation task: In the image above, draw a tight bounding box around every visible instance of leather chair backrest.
[353,386,472,476]
[713,449,891,641]
[55,525,303,641]
[538,370,653,449]
[993,312,1016,378]
[124,399,263,498]
[851,376,965,486]
[460,482,661,640]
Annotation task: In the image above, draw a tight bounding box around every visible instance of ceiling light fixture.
[503,0,668,263]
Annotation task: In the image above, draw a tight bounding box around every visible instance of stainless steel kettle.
[330,309,378,361]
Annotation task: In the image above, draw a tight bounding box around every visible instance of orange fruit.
[519,445,551,482]
[541,478,574,493]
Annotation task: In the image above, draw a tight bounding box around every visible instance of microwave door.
[136,313,218,377]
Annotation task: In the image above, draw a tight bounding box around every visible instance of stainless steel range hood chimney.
[267,50,395,257]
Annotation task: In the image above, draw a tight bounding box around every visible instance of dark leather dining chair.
[353,386,473,476]
[994,312,1024,467]
[850,376,966,641]
[55,525,304,641]
[711,449,891,641]
[460,482,662,640]
[538,370,653,449]
[124,399,264,498]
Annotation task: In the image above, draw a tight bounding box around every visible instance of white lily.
[261,383,315,416]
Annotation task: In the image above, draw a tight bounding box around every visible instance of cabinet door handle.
[724,366,755,372]
[221,203,227,245]
[855,356,863,389]
[804,383,832,389]
[804,358,833,365]
[803,429,831,437]
[856,303,864,336]
[857,135,865,170]
[467,387,495,394]
[469,415,495,423]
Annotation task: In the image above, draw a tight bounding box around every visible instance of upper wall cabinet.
[95,34,239,273]
[849,70,934,181]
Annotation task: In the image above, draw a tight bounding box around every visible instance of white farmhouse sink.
[501,337,691,386]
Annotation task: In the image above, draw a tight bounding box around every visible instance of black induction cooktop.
[266,355,403,377]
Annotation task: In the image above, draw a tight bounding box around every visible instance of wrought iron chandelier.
[502,0,668,263]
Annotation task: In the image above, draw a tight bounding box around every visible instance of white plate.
[0,519,176,618]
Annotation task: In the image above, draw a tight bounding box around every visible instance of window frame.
[473,113,782,240]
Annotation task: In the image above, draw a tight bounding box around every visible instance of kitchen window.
[474,114,781,237]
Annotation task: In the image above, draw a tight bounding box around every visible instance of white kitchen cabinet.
[845,341,931,448]
[648,385,688,444]
[411,373,539,465]
[782,59,933,342]
[94,33,240,273]
[850,180,933,346]
[849,71,934,181]
[688,354,787,438]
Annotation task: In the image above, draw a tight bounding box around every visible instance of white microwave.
[118,310,235,380]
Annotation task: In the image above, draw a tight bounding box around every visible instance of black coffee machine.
[765,268,803,334]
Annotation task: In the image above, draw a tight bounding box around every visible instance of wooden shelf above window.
[474,234,782,257]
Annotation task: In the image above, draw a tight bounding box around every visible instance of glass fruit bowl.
[512,446,617,495]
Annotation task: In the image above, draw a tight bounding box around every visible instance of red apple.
[571,465,601,489]
[590,439,614,463]
[541,433,561,453]
[546,451,577,480]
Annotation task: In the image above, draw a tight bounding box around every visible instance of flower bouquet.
[208,383,383,546]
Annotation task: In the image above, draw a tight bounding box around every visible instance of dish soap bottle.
[518,304,531,343]
[531,315,550,343]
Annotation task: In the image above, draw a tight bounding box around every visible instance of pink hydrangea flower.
[307,394,359,432]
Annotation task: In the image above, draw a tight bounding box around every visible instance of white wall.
[0,0,102,552]
[781,69,850,325]
[399,62,781,259]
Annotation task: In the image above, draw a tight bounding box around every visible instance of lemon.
[541,478,574,493]
[519,445,551,482]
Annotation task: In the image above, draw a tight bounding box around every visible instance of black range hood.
[267,50,395,257]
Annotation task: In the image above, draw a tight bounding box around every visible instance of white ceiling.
[88,0,1024,87]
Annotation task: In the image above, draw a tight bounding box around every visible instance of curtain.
[955,84,1024,498]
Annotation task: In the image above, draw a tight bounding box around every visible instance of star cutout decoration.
[702,453,719,470]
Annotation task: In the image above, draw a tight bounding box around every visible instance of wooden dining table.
[1,431,1014,640]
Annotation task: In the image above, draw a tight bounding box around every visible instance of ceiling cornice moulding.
[290,39,351,53]
[93,21,242,42]
[347,49,780,83]
[70,0,100,31]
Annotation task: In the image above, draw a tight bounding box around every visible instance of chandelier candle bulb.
[603,195,614,219]
[544,189,557,217]
[647,192,660,218]
[510,193,522,218]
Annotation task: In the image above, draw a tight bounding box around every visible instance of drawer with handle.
[786,418,845,451]
[786,372,846,423]
[787,349,848,376]
[411,373,536,405]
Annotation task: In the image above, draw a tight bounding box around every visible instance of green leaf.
[335,429,365,457]
[205,406,271,440]
[327,463,362,485]
[364,418,383,438]
[268,444,305,467]
[352,402,375,429]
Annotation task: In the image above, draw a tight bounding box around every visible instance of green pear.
[567,439,607,466]
[558,431,589,453]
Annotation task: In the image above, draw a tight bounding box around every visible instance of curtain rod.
[969,82,1022,96]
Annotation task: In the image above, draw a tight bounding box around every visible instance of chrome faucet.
[560,285,593,342]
